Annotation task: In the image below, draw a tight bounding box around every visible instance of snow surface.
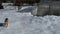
[0,6,60,34]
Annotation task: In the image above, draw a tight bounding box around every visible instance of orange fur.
[4,18,9,27]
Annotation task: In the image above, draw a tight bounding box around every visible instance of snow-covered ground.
[0,6,60,34]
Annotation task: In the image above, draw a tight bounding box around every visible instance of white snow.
[2,3,13,6]
[19,6,36,11]
[0,6,60,34]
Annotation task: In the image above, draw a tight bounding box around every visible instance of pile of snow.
[2,3,18,11]
[20,6,29,10]
[18,6,37,13]
[0,6,60,34]
[2,3,13,6]
[3,6,18,11]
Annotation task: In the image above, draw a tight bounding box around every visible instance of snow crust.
[0,6,60,34]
